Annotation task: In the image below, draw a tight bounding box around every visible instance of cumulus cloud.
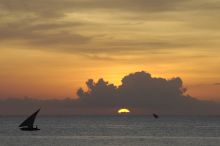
[0,71,220,115]
[76,71,220,114]
[76,79,118,107]
[77,71,188,108]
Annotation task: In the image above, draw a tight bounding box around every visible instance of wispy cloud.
[0,0,220,57]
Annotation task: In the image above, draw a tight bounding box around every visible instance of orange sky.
[0,0,220,101]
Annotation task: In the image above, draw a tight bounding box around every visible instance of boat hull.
[20,127,40,131]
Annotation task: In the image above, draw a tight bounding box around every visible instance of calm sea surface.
[0,116,219,146]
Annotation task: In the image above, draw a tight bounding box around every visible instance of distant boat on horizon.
[153,113,159,119]
[19,109,40,131]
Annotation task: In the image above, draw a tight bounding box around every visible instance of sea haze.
[0,116,220,146]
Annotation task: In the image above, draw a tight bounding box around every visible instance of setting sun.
[118,108,130,114]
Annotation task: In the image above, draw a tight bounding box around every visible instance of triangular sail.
[19,109,40,128]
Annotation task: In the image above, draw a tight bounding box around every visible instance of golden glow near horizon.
[0,0,220,101]
[118,108,130,114]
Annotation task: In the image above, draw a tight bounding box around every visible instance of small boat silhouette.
[153,113,159,119]
[19,109,40,131]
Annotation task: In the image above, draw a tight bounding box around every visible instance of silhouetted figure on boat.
[153,113,159,119]
[19,109,40,131]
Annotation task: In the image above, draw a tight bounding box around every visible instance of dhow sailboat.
[19,109,40,131]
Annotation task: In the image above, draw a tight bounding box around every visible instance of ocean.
[0,116,219,146]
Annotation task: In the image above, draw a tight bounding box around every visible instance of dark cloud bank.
[0,71,220,115]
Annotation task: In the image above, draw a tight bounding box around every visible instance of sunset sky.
[0,0,220,101]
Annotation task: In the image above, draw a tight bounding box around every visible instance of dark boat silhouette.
[153,113,159,119]
[19,109,40,131]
